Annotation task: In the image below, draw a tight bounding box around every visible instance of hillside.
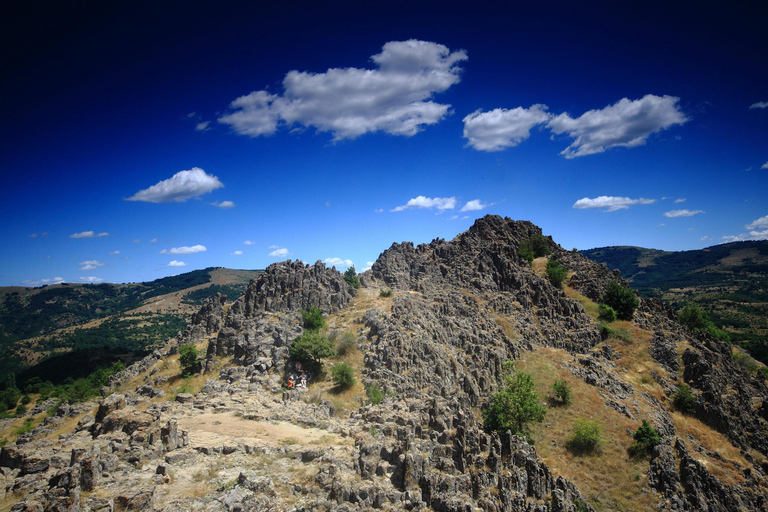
[582,241,768,362]
[1,216,767,511]
[0,268,262,383]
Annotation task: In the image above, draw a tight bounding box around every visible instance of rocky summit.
[1,215,767,511]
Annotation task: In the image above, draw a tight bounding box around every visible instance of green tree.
[178,344,199,377]
[482,369,546,438]
[331,363,355,390]
[678,304,729,343]
[289,331,335,374]
[344,266,360,289]
[518,234,552,264]
[673,383,695,413]
[629,419,660,457]
[601,281,639,321]
[551,379,572,405]
[545,259,568,288]
[301,306,326,331]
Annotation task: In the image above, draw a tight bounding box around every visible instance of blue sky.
[1,1,766,286]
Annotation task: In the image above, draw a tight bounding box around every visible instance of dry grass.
[516,347,655,512]
[563,285,600,320]
[493,314,522,341]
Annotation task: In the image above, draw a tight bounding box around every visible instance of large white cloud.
[218,40,467,141]
[746,215,768,231]
[663,209,705,218]
[573,196,656,212]
[460,199,491,212]
[269,248,290,257]
[750,101,768,109]
[160,245,207,254]
[127,168,223,203]
[462,105,551,151]
[392,196,457,212]
[548,95,688,158]
[723,214,768,242]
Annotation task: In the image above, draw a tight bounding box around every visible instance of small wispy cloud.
[133,239,141,243]
[149,238,157,243]
[168,260,188,267]
[762,162,768,169]
[324,257,353,269]
[79,260,105,271]
[674,198,686,203]
[361,261,374,272]
[749,101,768,109]
[70,231,110,238]
[160,245,207,254]
[663,209,705,218]
[244,240,256,245]
[211,200,235,209]
[80,276,103,283]
[108,250,120,255]
[231,250,243,256]
[28,232,48,238]
[23,276,65,286]
[460,199,491,212]
[392,196,457,212]
[573,196,656,212]
[195,121,211,132]
[127,167,223,203]
[269,247,290,257]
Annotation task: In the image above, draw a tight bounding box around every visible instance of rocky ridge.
[1,215,767,511]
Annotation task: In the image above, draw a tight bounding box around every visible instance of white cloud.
[548,94,688,158]
[79,260,105,271]
[746,215,768,231]
[269,248,290,257]
[211,200,235,209]
[231,250,243,256]
[149,238,157,243]
[762,162,768,169]
[168,260,188,267]
[663,209,705,218]
[127,167,224,203]
[674,198,686,203]
[750,101,768,109]
[462,105,551,151]
[244,240,256,245]
[70,231,110,238]
[80,276,103,283]
[374,209,384,213]
[195,121,211,131]
[324,257,353,269]
[133,239,141,243]
[361,261,374,272]
[392,196,457,212]
[23,277,66,286]
[218,40,467,141]
[573,196,656,212]
[109,250,120,255]
[160,244,207,255]
[460,199,491,212]
[268,245,280,249]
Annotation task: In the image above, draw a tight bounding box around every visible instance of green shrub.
[601,281,639,320]
[335,333,357,357]
[678,304,730,343]
[733,350,760,375]
[551,379,572,405]
[13,418,36,436]
[365,383,384,405]
[379,288,393,298]
[20,395,30,405]
[545,259,568,288]
[482,370,545,438]
[15,403,27,416]
[518,242,535,264]
[598,304,617,322]
[290,331,335,374]
[567,418,603,454]
[673,383,695,413]
[344,267,360,289]
[178,344,199,377]
[629,419,660,457]
[599,323,631,343]
[518,234,552,264]
[301,306,326,331]
[331,363,355,390]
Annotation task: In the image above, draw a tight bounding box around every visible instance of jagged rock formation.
[2,215,767,511]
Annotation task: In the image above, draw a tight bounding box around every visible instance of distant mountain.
[0,267,261,382]
[582,240,768,361]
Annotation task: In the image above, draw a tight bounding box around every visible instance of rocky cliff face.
[2,215,767,512]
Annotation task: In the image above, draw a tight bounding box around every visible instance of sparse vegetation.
[13,417,37,436]
[673,383,695,413]
[629,419,660,457]
[344,266,360,289]
[335,333,357,357]
[331,362,355,390]
[482,367,545,438]
[550,379,572,405]
[365,383,384,405]
[567,418,603,454]
[178,344,200,377]
[599,323,631,343]
[379,288,393,298]
[601,280,639,321]
[301,306,326,331]
[678,304,730,343]
[545,259,568,288]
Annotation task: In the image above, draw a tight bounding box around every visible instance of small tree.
[545,259,568,288]
[551,379,573,405]
[301,306,326,331]
[482,369,546,438]
[598,304,617,322]
[178,344,199,377]
[629,419,660,457]
[567,418,603,454]
[289,331,335,374]
[344,266,360,289]
[673,383,695,413]
[331,363,355,390]
[518,234,552,264]
[365,383,384,405]
[601,281,638,321]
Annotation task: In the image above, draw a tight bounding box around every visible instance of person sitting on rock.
[287,377,294,389]
[299,372,307,388]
